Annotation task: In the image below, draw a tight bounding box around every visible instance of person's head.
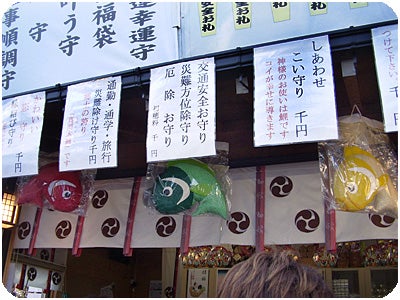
[217,250,333,298]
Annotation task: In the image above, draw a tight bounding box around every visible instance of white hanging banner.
[372,24,398,132]
[336,211,397,242]
[254,35,338,146]
[13,205,37,249]
[189,216,223,247]
[130,179,183,248]
[24,267,48,292]
[146,57,216,162]
[79,178,133,248]
[264,161,325,245]
[2,2,179,97]
[59,76,121,171]
[220,167,256,246]
[2,91,46,178]
[34,209,78,249]
[12,166,398,249]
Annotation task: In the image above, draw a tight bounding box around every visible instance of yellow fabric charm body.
[333,146,391,211]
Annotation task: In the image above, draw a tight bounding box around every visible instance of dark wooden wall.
[65,248,162,298]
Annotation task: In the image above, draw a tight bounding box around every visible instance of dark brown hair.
[217,251,333,298]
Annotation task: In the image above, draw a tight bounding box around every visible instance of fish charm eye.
[162,187,173,197]
[62,190,72,199]
[346,182,358,194]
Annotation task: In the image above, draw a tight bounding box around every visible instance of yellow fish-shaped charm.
[333,146,395,212]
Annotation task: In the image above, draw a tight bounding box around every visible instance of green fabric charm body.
[153,159,228,219]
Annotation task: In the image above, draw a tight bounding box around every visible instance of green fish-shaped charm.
[153,158,228,219]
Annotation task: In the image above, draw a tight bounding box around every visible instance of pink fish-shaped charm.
[18,163,83,212]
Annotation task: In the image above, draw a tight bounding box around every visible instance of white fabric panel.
[189,215,223,247]
[13,165,398,249]
[49,271,64,291]
[220,167,256,245]
[12,262,23,288]
[336,211,398,242]
[24,265,48,290]
[131,178,225,248]
[264,161,325,245]
[13,205,37,249]
[79,178,134,248]
[34,209,78,248]
[131,179,183,248]
[5,262,17,292]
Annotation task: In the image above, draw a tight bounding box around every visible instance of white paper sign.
[2,2,179,97]
[372,24,398,132]
[254,35,338,146]
[2,91,46,178]
[180,2,396,59]
[146,57,216,162]
[59,76,121,171]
